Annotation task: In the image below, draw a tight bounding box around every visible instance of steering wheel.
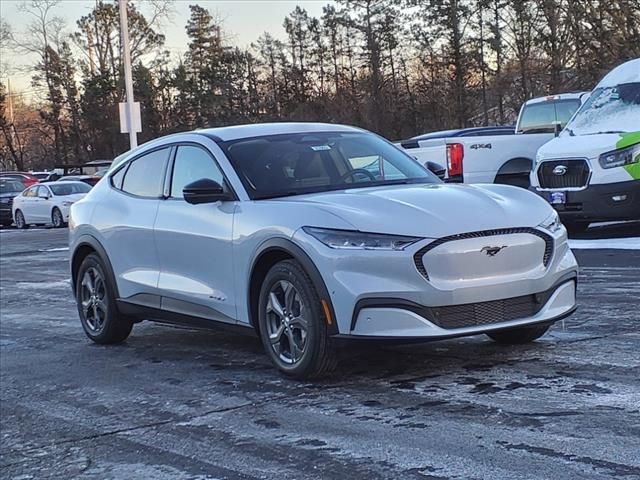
[338,168,377,183]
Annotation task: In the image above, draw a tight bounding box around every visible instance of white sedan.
[13,181,91,229]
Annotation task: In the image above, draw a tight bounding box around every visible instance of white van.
[531,58,640,233]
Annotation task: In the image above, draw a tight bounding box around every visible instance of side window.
[37,186,50,197]
[170,145,225,198]
[110,165,128,190]
[121,148,170,197]
[24,187,36,197]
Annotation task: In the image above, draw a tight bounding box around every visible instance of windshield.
[0,180,24,193]
[220,132,438,199]
[565,82,640,135]
[517,99,581,133]
[49,183,91,196]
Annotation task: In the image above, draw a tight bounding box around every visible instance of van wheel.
[76,253,133,344]
[258,259,337,379]
[487,323,550,344]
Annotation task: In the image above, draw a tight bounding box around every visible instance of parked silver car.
[69,123,578,378]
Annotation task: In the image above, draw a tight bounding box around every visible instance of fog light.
[611,195,627,202]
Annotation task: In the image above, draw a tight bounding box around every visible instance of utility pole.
[119,0,138,149]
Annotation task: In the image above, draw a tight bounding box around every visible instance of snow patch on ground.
[569,237,640,250]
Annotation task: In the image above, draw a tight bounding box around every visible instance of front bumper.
[293,225,578,338]
[532,179,640,222]
[0,207,12,223]
[346,276,575,339]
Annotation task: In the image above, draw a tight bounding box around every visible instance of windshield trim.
[217,130,439,200]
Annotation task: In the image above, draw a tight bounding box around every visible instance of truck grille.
[537,159,589,189]
[426,293,546,329]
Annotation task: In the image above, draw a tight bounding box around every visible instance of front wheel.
[258,259,337,379]
[14,210,28,229]
[76,253,133,344]
[487,323,550,344]
[51,207,65,228]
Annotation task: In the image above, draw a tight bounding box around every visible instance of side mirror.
[38,192,49,199]
[554,122,562,137]
[425,161,446,180]
[183,178,230,205]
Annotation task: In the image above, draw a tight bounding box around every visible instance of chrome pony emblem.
[552,165,568,176]
[481,245,508,257]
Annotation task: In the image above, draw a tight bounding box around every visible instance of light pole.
[119,0,138,149]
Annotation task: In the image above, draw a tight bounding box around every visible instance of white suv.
[69,123,578,378]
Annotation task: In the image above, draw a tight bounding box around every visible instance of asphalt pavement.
[1,226,639,480]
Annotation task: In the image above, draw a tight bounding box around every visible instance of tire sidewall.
[76,253,120,342]
[15,210,26,229]
[258,260,326,377]
[52,208,63,228]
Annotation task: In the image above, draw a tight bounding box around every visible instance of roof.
[523,92,589,105]
[410,126,514,141]
[597,58,640,88]
[197,122,363,142]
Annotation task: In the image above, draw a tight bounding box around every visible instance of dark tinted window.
[221,132,437,199]
[0,180,24,193]
[121,148,170,197]
[170,145,225,198]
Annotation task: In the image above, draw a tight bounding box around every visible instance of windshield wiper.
[584,130,627,135]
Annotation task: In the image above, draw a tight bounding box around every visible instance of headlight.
[539,210,563,234]
[598,144,639,169]
[62,201,74,207]
[303,227,422,250]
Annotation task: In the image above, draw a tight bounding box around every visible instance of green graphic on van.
[616,132,640,180]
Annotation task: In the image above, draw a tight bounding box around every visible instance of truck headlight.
[598,144,639,169]
[303,227,422,250]
[539,210,563,234]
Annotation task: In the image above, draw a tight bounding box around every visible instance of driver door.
[154,144,237,324]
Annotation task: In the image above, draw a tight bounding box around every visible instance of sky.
[0,0,332,92]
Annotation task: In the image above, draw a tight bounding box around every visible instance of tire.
[14,210,28,229]
[258,259,337,379]
[75,253,133,344]
[564,220,589,236]
[51,207,65,228]
[487,323,550,344]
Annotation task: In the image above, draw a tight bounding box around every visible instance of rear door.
[100,147,171,303]
[154,143,237,324]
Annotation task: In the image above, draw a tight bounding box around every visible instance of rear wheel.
[76,253,133,344]
[14,210,28,229]
[258,259,336,379]
[487,323,550,344]
[51,207,65,228]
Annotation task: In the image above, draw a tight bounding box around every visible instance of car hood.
[276,183,552,238]
[538,133,629,161]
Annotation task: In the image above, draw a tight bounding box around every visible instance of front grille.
[426,292,547,329]
[537,159,589,189]
[413,228,554,281]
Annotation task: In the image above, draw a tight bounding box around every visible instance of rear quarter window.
[119,148,170,197]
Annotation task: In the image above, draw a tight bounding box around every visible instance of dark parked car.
[0,172,39,189]
[0,179,26,226]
